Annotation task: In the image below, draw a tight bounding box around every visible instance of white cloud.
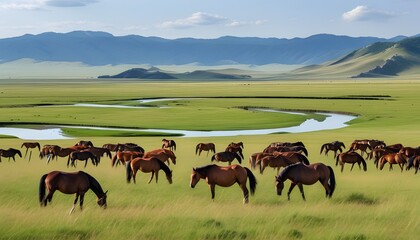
[0,0,97,10]
[342,5,396,22]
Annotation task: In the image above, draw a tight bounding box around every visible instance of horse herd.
[1,138,419,213]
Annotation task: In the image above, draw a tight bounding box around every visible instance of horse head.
[166,170,173,184]
[97,190,108,209]
[190,168,200,188]
[275,176,284,196]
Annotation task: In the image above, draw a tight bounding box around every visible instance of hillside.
[0,31,397,66]
[292,36,420,78]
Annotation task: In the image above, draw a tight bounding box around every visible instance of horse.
[21,142,40,161]
[0,148,22,162]
[320,141,345,158]
[266,141,305,149]
[116,143,145,153]
[48,147,76,164]
[102,143,119,152]
[75,140,94,147]
[368,148,395,166]
[406,156,420,174]
[127,157,173,184]
[111,151,144,167]
[211,151,242,165]
[378,153,409,172]
[162,139,176,151]
[227,142,244,149]
[275,162,335,201]
[225,146,244,159]
[399,147,420,158]
[39,171,107,214]
[195,143,216,156]
[190,164,257,204]
[336,151,367,172]
[67,151,98,168]
[39,145,59,161]
[349,142,371,157]
[255,151,309,171]
[275,146,308,157]
[248,152,270,170]
[143,148,176,165]
[258,154,296,174]
[85,147,112,164]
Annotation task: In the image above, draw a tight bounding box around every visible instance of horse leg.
[399,163,404,172]
[29,151,32,162]
[155,171,159,183]
[148,172,155,184]
[287,183,297,201]
[240,183,249,204]
[43,189,55,207]
[209,184,216,201]
[350,163,355,171]
[297,183,306,201]
[79,193,85,211]
[24,148,28,158]
[340,162,344,173]
[132,168,138,184]
[70,193,79,214]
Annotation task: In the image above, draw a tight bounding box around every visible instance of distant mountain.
[0,31,407,66]
[98,67,252,80]
[292,36,420,78]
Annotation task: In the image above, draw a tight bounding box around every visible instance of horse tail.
[39,173,48,206]
[195,144,200,155]
[302,147,309,157]
[360,156,367,171]
[111,154,117,167]
[320,144,325,155]
[37,143,41,151]
[244,167,257,196]
[211,154,216,162]
[335,154,340,166]
[327,166,336,198]
[126,160,133,183]
[297,153,310,165]
[376,155,384,169]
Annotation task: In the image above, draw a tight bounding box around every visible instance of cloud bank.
[342,6,396,22]
[0,0,97,10]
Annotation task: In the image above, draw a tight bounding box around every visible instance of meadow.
[0,78,419,239]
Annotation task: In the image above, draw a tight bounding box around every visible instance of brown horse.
[275,162,336,201]
[406,156,420,174]
[255,151,309,171]
[378,153,409,172]
[259,154,295,174]
[39,171,107,214]
[274,146,308,156]
[249,152,270,169]
[75,140,94,147]
[102,143,119,152]
[267,141,305,149]
[349,142,371,157]
[143,149,176,165]
[225,146,244,159]
[67,151,98,168]
[112,151,144,167]
[85,147,112,164]
[21,142,41,161]
[399,147,420,158]
[320,141,345,158]
[0,148,22,162]
[48,147,76,164]
[368,148,395,166]
[228,142,244,149]
[190,164,257,204]
[127,157,173,184]
[116,143,145,153]
[336,151,367,172]
[162,139,176,151]
[195,143,216,156]
[211,151,242,165]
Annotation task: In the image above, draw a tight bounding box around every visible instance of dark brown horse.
[116,143,145,153]
[399,147,420,158]
[368,148,395,166]
[225,146,244,159]
[75,140,94,147]
[336,151,367,172]
[39,171,107,214]
[211,151,242,165]
[85,147,112,164]
[111,151,144,167]
[227,142,244,149]
[21,142,40,161]
[349,142,371,157]
[266,141,305,150]
[48,147,76,164]
[127,157,173,184]
[143,149,176,165]
[406,156,420,174]
[320,141,345,158]
[102,143,119,152]
[67,151,98,168]
[195,143,216,156]
[378,153,409,172]
[162,139,176,151]
[0,148,22,162]
[259,154,295,174]
[275,162,336,201]
[190,164,257,204]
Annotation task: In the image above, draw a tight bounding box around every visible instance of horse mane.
[155,158,172,175]
[278,163,301,181]
[82,171,105,197]
[195,164,217,174]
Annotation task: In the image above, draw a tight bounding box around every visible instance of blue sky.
[0,0,419,39]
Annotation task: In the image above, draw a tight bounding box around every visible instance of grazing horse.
[378,153,409,172]
[67,151,98,168]
[320,141,345,158]
[349,142,371,157]
[368,148,395,166]
[0,148,22,162]
[75,140,94,147]
[127,157,173,184]
[227,142,244,149]
[195,143,216,156]
[225,146,244,159]
[259,155,295,174]
[116,143,145,153]
[211,151,242,165]
[48,147,76,164]
[190,164,257,204]
[249,152,270,170]
[39,171,107,214]
[111,151,144,167]
[102,143,119,152]
[162,139,176,151]
[21,142,40,161]
[143,149,176,165]
[406,156,420,174]
[266,141,305,149]
[399,147,420,158]
[275,162,336,201]
[336,151,367,172]
[85,147,112,164]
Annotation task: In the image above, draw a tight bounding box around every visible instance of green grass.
[0,78,419,239]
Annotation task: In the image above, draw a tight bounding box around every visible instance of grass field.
[0,78,419,239]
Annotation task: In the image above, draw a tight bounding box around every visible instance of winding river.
[0,99,357,140]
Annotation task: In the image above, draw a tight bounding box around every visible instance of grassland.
[0,78,419,239]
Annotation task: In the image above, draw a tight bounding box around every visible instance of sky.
[0,0,419,39]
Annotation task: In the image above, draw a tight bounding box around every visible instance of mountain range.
[0,31,409,66]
